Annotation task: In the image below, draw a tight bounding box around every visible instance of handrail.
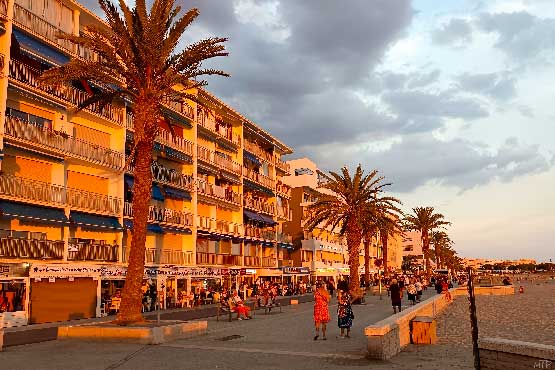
[243,197,275,215]
[196,252,242,266]
[124,202,193,227]
[4,115,124,169]
[9,59,124,125]
[197,215,242,235]
[67,243,118,262]
[243,167,275,189]
[0,237,64,259]
[196,112,241,146]
[197,146,242,175]
[243,139,273,163]
[197,180,241,205]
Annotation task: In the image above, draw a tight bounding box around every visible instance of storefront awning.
[0,201,69,225]
[70,212,123,230]
[164,186,192,201]
[243,150,262,166]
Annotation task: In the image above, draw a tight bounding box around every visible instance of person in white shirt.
[415,280,423,302]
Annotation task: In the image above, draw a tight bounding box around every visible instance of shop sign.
[282,267,310,275]
[30,264,104,279]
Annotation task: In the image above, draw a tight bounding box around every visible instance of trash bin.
[411,316,437,344]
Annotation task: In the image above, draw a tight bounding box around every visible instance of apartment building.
[0,0,293,327]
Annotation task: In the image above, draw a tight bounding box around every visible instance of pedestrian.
[328,279,335,298]
[313,281,331,340]
[415,279,423,303]
[441,279,452,302]
[389,278,402,314]
[407,280,417,305]
[337,281,354,338]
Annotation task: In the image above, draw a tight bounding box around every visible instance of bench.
[217,300,256,322]
[264,301,282,314]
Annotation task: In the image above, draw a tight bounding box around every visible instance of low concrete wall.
[58,320,207,345]
[365,286,514,360]
[479,337,555,370]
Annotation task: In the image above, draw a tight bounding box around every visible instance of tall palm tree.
[40,0,229,324]
[430,231,452,268]
[404,207,450,276]
[304,166,389,296]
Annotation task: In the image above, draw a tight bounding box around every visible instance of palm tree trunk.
[117,96,157,325]
[422,231,430,276]
[363,238,370,288]
[346,219,362,297]
[381,232,388,274]
[435,247,441,269]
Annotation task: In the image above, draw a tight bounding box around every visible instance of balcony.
[243,139,273,163]
[244,225,276,241]
[161,96,194,121]
[197,180,241,205]
[146,248,193,265]
[0,174,122,215]
[196,114,241,146]
[275,157,291,174]
[126,161,194,191]
[196,252,242,266]
[277,232,293,244]
[5,116,124,170]
[243,197,275,215]
[242,167,275,190]
[9,59,124,125]
[244,256,276,268]
[67,188,121,216]
[67,242,118,262]
[277,205,292,220]
[156,129,194,157]
[276,183,291,198]
[278,259,294,267]
[124,202,193,228]
[197,215,242,235]
[0,235,64,260]
[197,146,242,175]
[0,173,65,207]
[0,0,6,18]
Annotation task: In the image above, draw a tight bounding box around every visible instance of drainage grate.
[219,335,244,341]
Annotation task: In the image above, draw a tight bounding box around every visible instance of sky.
[82,0,555,262]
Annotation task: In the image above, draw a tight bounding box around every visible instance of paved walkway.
[3,281,552,370]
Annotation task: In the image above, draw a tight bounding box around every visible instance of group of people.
[312,280,354,340]
[385,274,454,314]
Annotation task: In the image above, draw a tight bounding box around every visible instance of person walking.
[337,281,354,338]
[389,278,402,314]
[313,281,331,340]
[415,279,423,303]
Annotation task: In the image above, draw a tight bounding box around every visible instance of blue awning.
[262,241,275,247]
[70,212,123,230]
[243,210,276,226]
[0,201,69,225]
[243,150,262,166]
[243,179,274,196]
[125,221,185,235]
[125,176,165,201]
[13,29,70,66]
[147,224,164,234]
[259,214,277,226]
[164,186,192,201]
[124,219,133,229]
[164,147,192,163]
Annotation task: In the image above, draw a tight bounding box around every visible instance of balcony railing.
[126,161,194,191]
[0,237,64,259]
[124,202,193,227]
[196,114,241,146]
[243,197,275,215]
[197,146,242,175]
[67,243,118,262]
[146,249,193,265]
[196,252,242,266]
[304,231,347,246]
[0,173,65,206]
[278,259,294,267]
[244,256,276,268]
[0,174,121,215]
[0,0,7,18]
[243,139,273,163]
[157,128,194,157]
[244,225,276,241]
[277,205,292,220]
[197,180,241,205]
[161,96,194,121]
[243,167,275,190]
[9,59,124,125]
[275,157,291,174]
[67,188,121,216]
[5,116,124,170]
[277,232,293,244]
[276,183,291,198]
[197,215,242,235]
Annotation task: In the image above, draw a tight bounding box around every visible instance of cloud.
[431,18,473,46]
[304,135,553,192]
[407,69,441,89]
[457,72,517,101]
[477,11,555,61]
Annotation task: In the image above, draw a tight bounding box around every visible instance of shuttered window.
[67,171,108,194]
[3,155,52,182]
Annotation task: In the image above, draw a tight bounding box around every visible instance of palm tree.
[304,166,389,296]
[40,0,229,324]
[404,207,450,276]
[430,231,452,268]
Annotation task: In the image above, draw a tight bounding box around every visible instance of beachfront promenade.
[1,280,553,370]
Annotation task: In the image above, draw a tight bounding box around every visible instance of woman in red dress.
[313,281,331,340]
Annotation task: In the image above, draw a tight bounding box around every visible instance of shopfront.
[282,266,310,285]
[0,263,30,328]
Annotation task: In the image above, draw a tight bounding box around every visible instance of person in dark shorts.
[389,279,402,314]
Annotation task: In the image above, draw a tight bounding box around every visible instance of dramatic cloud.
[431,18,473,46]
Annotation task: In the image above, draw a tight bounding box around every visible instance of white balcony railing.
[126,161,194,191]
[196,112,241,146]
[197,180,241,205]
[197,215,242,235]
[67,187,122,215]
[242,167,275,189]
[156,128,194,157]
[275,157,291,174]
[243,197,275,215]
[5,115,124,170]
[197,146,242,175]
[124,202,193,227]
[277,205,292,220]
[243,139,273,163]
[244,225,276,241]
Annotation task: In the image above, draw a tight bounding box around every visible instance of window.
[6,107,53,130]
